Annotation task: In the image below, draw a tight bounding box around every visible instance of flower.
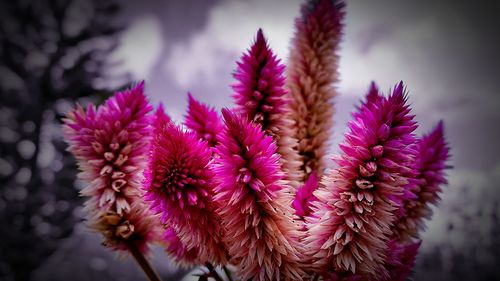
[306,82,418,275]
[92,202,160,254]
[150,104,199,264]
[143,121,227,264]
[292,172,319,219]
[281,0,345,185]
[185,93,222,147]
[63,82,159,253]
[373,240,420,281]
[162,227,198,267]
[394,121,450,241]
[213,109,305,281]
[232,29,288,138]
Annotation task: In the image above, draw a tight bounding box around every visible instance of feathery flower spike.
[151,104,199,265]
[373,240,420,281]
[144,122,227,264]
[306,82,418,276]
[232,29,288,138]
[213,109,305,281]
[185,93,223,147]
[282,0,345,185]
[162,227,198,267]
[394,121,450,241]
[64,82,153,215]
[63,82,160,253]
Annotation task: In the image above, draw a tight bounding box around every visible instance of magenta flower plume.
[293,172,319,219]
[162,227,198,267]
[373,240,420,281]
[63,82,160,253]
[232,29,288,137]
[143,122,227,264]
[213,108,305,281]
[185,92,223,147]
[306,82,418,275]
[282,0,345,185]
[394,121,450,240]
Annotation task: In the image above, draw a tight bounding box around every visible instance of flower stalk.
[128,241,163,281]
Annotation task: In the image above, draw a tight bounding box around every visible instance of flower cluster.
[62,1,451,280]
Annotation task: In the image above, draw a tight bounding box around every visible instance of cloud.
[111,16,163,80]
[163,0,301,91]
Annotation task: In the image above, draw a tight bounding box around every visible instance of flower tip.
[256,28,264,39]
[435,120,445,134]
[221,108,234,123]
[130,80,146,95]
[154,103,171,124]
[366,82,382,103]
[187,91,195,102]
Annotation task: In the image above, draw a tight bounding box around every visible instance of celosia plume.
[394,121,450,241]
[373,240,420,281]
[150,105,198,265]
[144,121,227,264]
[232,29,288,138]
[213,109,305,281]
[306,82,418,276]
[281,0,345,186]
[185,93,223,147]
[63,82,160,253]
[162,227,198,267]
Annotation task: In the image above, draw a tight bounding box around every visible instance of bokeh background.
[1,0,499,280]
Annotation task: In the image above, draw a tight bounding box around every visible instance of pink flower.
[394,121,450,240]
[306,82,418,275]
[185,93,222,147]
[373,240,420,281]
[162,227,198,267]
[92,202,160,254]
[293,172,319,219]
[281,0,345,185]
[232,29,288,138]
[143,121,227,264]
[213,109,305,281]
[63,82,159,253]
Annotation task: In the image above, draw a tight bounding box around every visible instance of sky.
[34,0,500,280]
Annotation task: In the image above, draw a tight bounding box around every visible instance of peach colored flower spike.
[281,0,345,188]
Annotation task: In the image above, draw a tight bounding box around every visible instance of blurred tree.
[0,0,126,280]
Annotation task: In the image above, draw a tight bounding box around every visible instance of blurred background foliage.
[0,0,125,279]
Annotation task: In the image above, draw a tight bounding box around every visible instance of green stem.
[128,242,163,281]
